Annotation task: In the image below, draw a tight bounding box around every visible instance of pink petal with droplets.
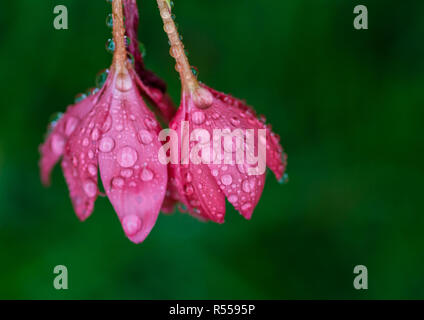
[98,69,167,244]
[61,91,106,221]
[202,84,287,181]
[39,93,99,186]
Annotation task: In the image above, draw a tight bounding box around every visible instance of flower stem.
[112,0,127,73]
[156,0,199,93]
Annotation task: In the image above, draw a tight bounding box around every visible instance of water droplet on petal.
[117,146,138,168]
[96,69,109,88]
[74,93,87,104]
[115,72,132,92]
[91,128,100,141]
[99,137,115,153]
[121,168,133,178]
[228,195,238,204]
[241,203,252,212]
[221,174,233,186]
[184,172,193,183]
[82,138,90,147]
[138,129,153,144]
[184,184,194,196]
[106,13,113,28]
[64,117,78,136]
[83,179,97,198]
[242,179,251,193]
[230,117,240,126]
[140,167,153,181]
[87,164,97,176]
[192,111,205,125]
[112,177,125,188]
[102,116,112,132]
[193,87,213,109]
[51,134,65,155]
[191,66,199,78]
[122,215,142,236]
[144,117,158,129]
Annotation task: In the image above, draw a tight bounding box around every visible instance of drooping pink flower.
[39,0,167,243]
[156,0,287,222]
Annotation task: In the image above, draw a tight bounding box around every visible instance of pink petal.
[39,93,98,186]
[98,70,167,243]
[185,89,267,219]
[169,104,227,223]
[203,84,287,181]
[61,92,106,221]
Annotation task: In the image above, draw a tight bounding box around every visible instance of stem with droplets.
[112,0,127,73]
[156,0,199,93]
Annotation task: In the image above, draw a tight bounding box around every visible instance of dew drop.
[140,167,154,181]
[122,215,142,236]
[117,146,138,168]
[221,174,233,186]
[96,69,109,88]
[230,117,240,126]
[91,128,100,141]
[164,22,174,33]
[47,112,63,134]
[192,111,205,125]
[87,164,97,176]
[106,13,113,28]
[170,46,183,58]
[228,195,238,204]
[279,173,289,185]
[83,179,97,198]
[121,168,133,178]
[65,117,79,136]
[106,39,115,53]
[242,180,251,193]
[74,93,87,104]
[193,87,213,109]
[138,129,153,144]
[99,137,115,153]
[112,177,125,188]
[184,172,193,182]
[115,72,133,92]
[241,203,252,211]
[184,184,194,196]
[144,117,158,129]
[102,116,112,133]
[51,134,65,155]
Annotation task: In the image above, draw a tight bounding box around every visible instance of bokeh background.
[0,0,423,299]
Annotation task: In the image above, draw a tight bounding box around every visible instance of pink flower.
[156,0,287,222]
[39,0,167,243]
[166,85,287,223]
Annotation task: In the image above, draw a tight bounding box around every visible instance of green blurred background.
[0,0,423,299]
